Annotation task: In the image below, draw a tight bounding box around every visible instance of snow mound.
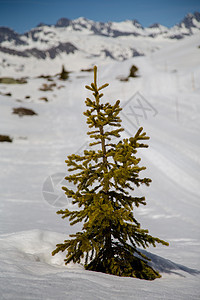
[0,230,83,276]
[0,229,199,278]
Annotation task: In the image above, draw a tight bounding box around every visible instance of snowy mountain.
[0,12,199,77]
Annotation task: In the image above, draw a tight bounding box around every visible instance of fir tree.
[52,66,169,280]
[129,65,139,78]
[59,65,69,80]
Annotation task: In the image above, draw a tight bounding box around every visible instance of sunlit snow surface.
[0,34,200,299]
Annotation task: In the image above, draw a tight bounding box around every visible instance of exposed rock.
[81,67,93,72]
[131,48,144,57]
[57,85,65,89]
[0,12,199,65]
[5,92,12,96]
[48,42,78,59]
[37,74,52,79]
[12,107,37,117]
[0,91,12,96]
[0,46,28,57]
[0,134,12,142]
[0,77,27,84]
[118,77,129,82]
[0,42,78,60]
[39,83,56,91]
[102,49,114,59]
[56,18,71,27]
[179,12,200,29]
[39,97,48,102]
[0,27,27,45]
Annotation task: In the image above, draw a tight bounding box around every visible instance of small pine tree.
[59,65,69,80]
[129,65,139,78]
[52,66,169,280]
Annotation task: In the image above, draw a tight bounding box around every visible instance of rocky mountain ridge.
[1,12,199,43]
[0,12,199,75]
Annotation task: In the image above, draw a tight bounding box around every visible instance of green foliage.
[52,66,169,280]
[86,253,161,280]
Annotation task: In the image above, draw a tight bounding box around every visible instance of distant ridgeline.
[0,12,199,61]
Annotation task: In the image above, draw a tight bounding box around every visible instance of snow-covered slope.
[0,22,200,299]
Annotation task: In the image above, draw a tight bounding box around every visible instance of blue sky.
[0,0,200,33]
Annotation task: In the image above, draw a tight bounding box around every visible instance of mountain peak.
[178,11,200,28]
[132,19,143,29]
[148,23,161,28]
[0,11,199,65]
[75,17,90,22]
[194,11,200,21]
[55,18,71,27]
[0,26,27,45]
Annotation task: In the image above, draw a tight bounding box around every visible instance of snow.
[0,35,173,77]
[0,32,200,299]
[1,19,187,77]
[110,20,143,34]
